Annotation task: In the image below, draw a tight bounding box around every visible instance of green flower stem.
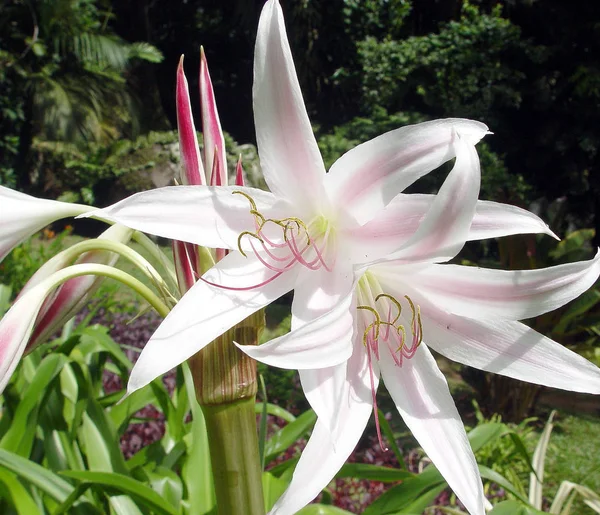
[48,238,177,306]
[38,263,171,318]
[190,310,265,515]
[202,398,265,515]
[132,231,179,291]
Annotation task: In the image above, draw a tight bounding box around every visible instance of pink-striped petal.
[405,250,600,320]
[379,344,486,515]
[235,291,354,369]
[397,286,600,394]
[176,56,205,186]
[269,348,374,515]
[343,194,558,263]
[289,266,356,429]
[81,185,283,251]
[0,186,92,262]
[386,134,481,264]
[324,119,489,225]
[254,0,326,212]
[127,251,297,395]
[200,47,227,187]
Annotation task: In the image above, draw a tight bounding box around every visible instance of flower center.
[234,190,336,274]
[356,272,423,450]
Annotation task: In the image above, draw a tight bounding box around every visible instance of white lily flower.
[79,0,554,404]
[0,186,93,263]
[234,148,600,515]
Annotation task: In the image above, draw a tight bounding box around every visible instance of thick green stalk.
[190,310,265,515]
[201,398,265,515]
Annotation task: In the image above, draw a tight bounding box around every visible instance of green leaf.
[109,385,158,433]
[336,463,414,482]
[377,409,406,469]
[0,468,40,513]
[297,505,356,514]
[264,410,317,465]
[478,465,529,504]
[554,288,600,335]
[262,471,289,512]
[468,422,507,453]
[254,402,297,423]
[147,467,184,508]
[1,353,68,455]
[529,411,556,508]
[181,363,216,515]
[362,468,445,515]
[258,375,269,470]
[400,483,447,514]
[488,500,546,515]
[107,495,145,515]
[60,470,178,515]
[0,284,11,318]
[80,399,129,474]
[0,448,74,502]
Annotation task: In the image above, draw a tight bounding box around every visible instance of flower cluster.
[1,1,600,514]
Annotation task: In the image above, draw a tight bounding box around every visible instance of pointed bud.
[26,224,134,348]
[235,155,245,187]
[176,55,205,185]
[173,239,197,295]
[0,262,134,394]
[200,47,227,186]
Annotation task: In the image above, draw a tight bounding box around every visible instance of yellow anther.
[359,293,423,356]
[357,305,382,342]
[233,190,258,211]
[237,231,264,257]
[375,293,402,326]
[395,324,407,352]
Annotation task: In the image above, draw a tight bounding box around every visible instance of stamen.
[357,281,425,453]
[232,191,334,274]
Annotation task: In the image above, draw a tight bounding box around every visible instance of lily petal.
[269,348,374,515]
[127,252,296,395]
[289,266,356,429]
[386,134,481,264]
[343,194,558,263]
[235,291,354,369]
[325,119,489,224]
[81,185,282,251]
[0,186,91,262]
[410,291,600,394]
[200,47,227,186]
[254,0,326,211]
[379,344,486,515]
[176,56,205,186]
[471,200,559,241]
[406,250,600,320]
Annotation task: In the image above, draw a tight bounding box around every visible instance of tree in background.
[0,0,162,192]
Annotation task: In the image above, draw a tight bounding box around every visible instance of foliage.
[356,3,539,124]
[0,0,162,192]
[26,130,262,205]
